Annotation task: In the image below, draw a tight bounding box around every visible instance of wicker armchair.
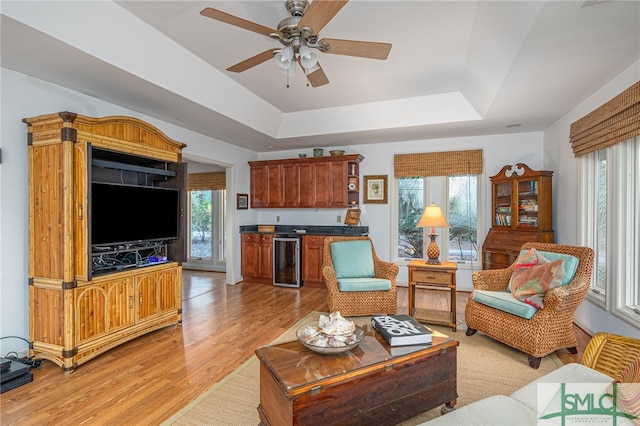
[582,332,640,382]
[322,236,399,316]
[465,242,595,368]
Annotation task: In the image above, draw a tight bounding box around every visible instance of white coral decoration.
[318,312,355,336]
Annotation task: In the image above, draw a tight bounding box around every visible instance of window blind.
[570,81,640,157]
[187,172,226,191]
[394,149,483,177]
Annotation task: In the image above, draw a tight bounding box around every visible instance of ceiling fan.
[200,0,392,87]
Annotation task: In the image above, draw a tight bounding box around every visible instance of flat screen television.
[91,182,179,246]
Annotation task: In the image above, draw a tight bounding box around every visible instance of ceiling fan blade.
[200,7,279,38]
[302,62,329,87]
[320,38,392,60]
[227,49,278,73]
[298,0,349,34]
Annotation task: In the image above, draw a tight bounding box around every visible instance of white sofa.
[421,363,613,425]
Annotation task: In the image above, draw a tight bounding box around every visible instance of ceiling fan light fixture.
[280,61,296,76]
[274,46,294,69]
[298,45,318,69]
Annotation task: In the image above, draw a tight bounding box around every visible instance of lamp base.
[426,233,441,265]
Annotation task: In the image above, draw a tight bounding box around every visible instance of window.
[188,189,226,267]
[448,175,479,263]
[579,136,640,328]
[396,175,481,267]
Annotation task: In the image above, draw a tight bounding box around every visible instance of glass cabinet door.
[517,179,539,228]
[494,182,512,226]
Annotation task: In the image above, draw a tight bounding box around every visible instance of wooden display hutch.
[482,163,554,269]
[249,154,363,208]
[25,111,187,372]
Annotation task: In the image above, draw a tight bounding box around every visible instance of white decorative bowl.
[329,150,345,156]
[296,323,365,354]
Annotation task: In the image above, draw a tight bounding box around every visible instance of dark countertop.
[239,225,368,237]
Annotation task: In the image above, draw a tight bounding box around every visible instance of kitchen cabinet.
[249,154,363,208]
[251,163,283,207]
[301,235,329,284]
[241,233,274,281]
[282,162,314,207]
[482,163,554,269]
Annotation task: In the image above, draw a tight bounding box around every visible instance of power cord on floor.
[1,336,42,370]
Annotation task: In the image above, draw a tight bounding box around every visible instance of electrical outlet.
[337,215,341,223]
[276,216,280,222]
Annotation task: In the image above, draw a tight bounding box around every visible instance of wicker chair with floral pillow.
[322,236,399,316]
[465,242,594,368]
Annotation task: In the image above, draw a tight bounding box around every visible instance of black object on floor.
[0,358,33,393]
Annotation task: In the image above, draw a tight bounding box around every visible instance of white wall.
[0,68,257,356]
[543,60,640,337]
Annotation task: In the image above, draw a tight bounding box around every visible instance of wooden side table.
[407,260,458,331]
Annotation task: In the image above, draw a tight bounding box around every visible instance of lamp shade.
[417,203,449,229]
[298,46,318,69]
[417,203,448,265]
[274,46,294,70]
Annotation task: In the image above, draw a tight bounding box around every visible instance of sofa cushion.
[472,290,538,319]
[418,395,537,426]
[330,240,375,279]
[509,259,565,309]
[518,249,580,285]
[510,363,613,412]
[337,278,391,292]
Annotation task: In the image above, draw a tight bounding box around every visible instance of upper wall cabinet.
[249,154,363,208]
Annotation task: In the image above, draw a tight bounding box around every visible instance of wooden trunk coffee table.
[255,323,458,425]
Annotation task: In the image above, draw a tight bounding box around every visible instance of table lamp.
[417,203,449,264]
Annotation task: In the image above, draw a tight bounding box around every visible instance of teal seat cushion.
[331,240,375,279]
[519,250,579,285]
[337,278,391,292]
[473,290,538,319]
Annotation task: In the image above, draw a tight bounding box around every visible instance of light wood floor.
[1,270,590,425]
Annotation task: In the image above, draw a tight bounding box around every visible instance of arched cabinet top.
[24,111,186,162]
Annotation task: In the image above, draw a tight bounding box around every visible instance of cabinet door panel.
[297,163,315,207]
[136,272,158,321]
[107,278,135,332]
[330,162,347,206]
[241,235,260,277]
[282,163,300,206]
[75,285,108,345]
[251,165,267,208]
[74,142,90,280]
[302,235,327,283]
[157,268,180,312]
[266,164,283,207]
[313,162,332,206]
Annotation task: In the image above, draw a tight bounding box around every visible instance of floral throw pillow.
[508,248,565,309]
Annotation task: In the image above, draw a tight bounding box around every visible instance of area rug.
[164,311,562,426]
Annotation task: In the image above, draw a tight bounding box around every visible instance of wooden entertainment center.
[24,112,187,372]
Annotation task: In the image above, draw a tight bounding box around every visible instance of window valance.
[187,172,226,191]
[570,81,640,157]
[393,149,483,178]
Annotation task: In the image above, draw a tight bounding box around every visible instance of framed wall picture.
[363,175,388,204]
[344,208,361,226]
[236,193,248,210]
